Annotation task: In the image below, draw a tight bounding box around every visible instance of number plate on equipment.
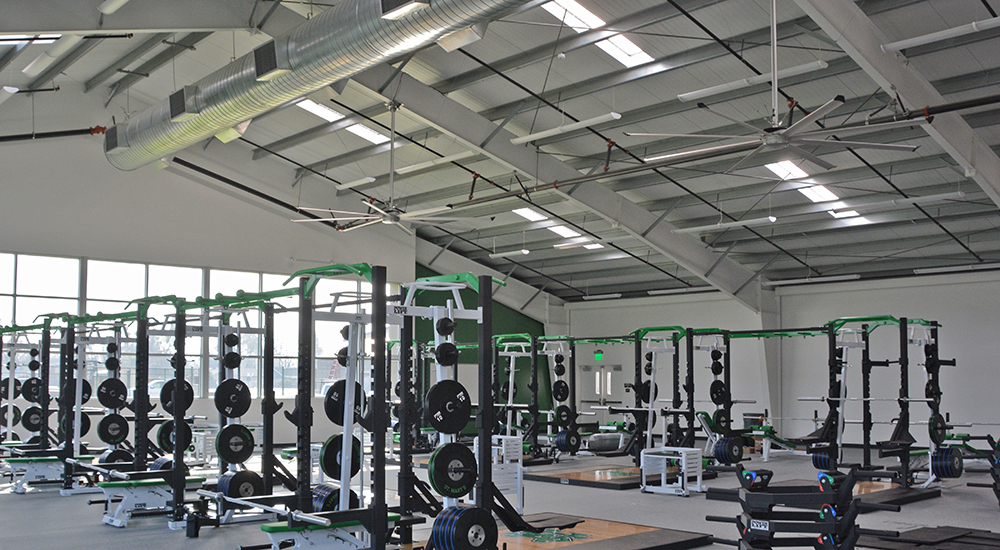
[750,519,769,532]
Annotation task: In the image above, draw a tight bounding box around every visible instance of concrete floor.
[1,448,997,550]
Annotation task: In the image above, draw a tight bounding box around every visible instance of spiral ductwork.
[105,0,531,170]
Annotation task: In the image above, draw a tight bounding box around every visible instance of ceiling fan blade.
[395,223,415,236]
[623,132,751,139]
[398,205,452,220]
[794,117,932,140]
[785,145,836,170]
[724,145,767,174]
[404,216,481,223]
[696,103,767,136]
[299,207,372,215]
[292,216,377,223]
[792,138,920,152]
[781,95,845,138]
[362,199,392,217]
[339,219,383,233]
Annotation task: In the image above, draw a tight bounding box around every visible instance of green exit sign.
[594,349,604,361]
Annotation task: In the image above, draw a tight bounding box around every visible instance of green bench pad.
[261,514,400,533]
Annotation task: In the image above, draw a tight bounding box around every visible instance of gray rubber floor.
[1,448,996,549]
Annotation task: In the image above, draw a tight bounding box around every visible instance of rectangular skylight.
[584,243,604,249]
[296,99,345,122]
[0,34,60,45]
[346,124,390,144]
[541,0,653,68]
[798,185,839,203]
[765,160,809,180]
[829,210,859,218]
[512,207,548,222]
[548,225,581,238]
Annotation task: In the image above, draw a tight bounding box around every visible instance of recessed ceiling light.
[829,210,859,218]
[583,243,604,250]
[765,160,809,180]
[798,185,839,203]
[296,99,344,122]
[512,207,548,222]
[346,124,389,144]
[548,225,581,238]
[541,1,653,68]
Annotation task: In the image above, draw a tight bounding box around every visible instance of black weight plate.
[555,354,565,364]
[499,383,517,401]
[432,506,498,550]
[20,378,43,403]
[219,470,264,498]
[28,360,40,371]
[223,351,242,369]
[340,325,350,341]
[555,429,581,453]
[925,381,941,404]
[428,443,477,498]
[435,343,459,367]
[21,406,43,432]
[157,420,192,453]
[710,380,729,406]
[710,350,723,361]
[336,347,349,367]
[57,411,90,438]
[98,449,133,465]
[98,378,129,409]
[710,361,724,376]
[644,352,653,362]
[395,381,402,398]
[320,434,361,479]
[105,357,120,371]
[224,333,240,348]
[555,405,573,428]
[551,380,569,403]
[150,456,190,484]
[216,423,255,464]
[160,379,194,415]
[643,363,652,376]
[0,378,21,400]
[29,348,39,357]
[312,483,359,512]
[713,409,731,433]
[324,379,367,427]
[639,381,658,404]
[929,413,948,446]
[106,342,118,354]
[554,363,566,377]
[0,404,21,427]
[424,379,472,434]
[97,413,130,445]
[215,378,252,418]
[714,437,743,464]
[436,318,456,337]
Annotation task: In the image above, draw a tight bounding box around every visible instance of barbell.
[196,490,331,527]
[799,397,936,403]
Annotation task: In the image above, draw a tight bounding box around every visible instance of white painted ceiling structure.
[1,0,999,314]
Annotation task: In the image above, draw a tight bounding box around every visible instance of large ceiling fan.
[292,103,475,236]
[625,0,932,173]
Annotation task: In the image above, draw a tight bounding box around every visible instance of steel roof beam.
[106,32,212,100]
[84,33,171,92]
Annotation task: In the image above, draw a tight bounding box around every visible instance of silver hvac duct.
[105,0,531,170]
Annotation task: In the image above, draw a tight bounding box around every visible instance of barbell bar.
[799,397,935,403]
[65,458,130,479]
[196,490,331,527]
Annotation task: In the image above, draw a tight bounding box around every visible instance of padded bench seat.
[98,477,206,489]
[261,514,400,533]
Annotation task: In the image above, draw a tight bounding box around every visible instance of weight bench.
[97,476,206,527]
[7,456,92,494]
[750,424,803,462]
[260,513,401,550]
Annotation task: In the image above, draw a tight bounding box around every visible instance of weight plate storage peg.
[435,342,459,367]
[104,357,120,371]
[0,404,21,427]
[160,379,194,415]
[709,380,729,406]
[216,424,255,464]
[428,443,478,498]
[218,470,264,498]
[639,381,658,404]
[554,363,566,377]
[215,378,252,418]
[97,413,130,445]
[714,437,742,464]
[21,406,43,432]
[320,434,362,479]
[324,379,367,427]
[224,333,240,348]
[555,430,581,453]
[157,420,193,453]
[97,378,129,409]
[312,483,359,512]
[928,413,948,446]
[424,379,472,434]
[432,506,498,550]
[551,380,570,403]
[931,446,963,479]
[555,405,573,428]
[223,351,242,369]
[20,378,43,403]
[0,378,21,400]
[436,317,456,337]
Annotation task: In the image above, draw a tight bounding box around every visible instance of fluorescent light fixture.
[913,263,1000,275]
[0,86,18,107]
[673,216,777,234]
[346,124,389,144]
[489,249,529,259]
[647,287,707,296]
[882,16,1000,53]
[296,99,345,122]
[765,160,809,180]
[797,185,839,203]
[548,225,581,238]
[582,293,622,301]
[395,151,475,174]
[511,112,621,145]
[584,243,604,250]
[762,274,861,287]
[554,238,595,250]
[890,191,965,207]
[23,35,83,77]
[340,176,377,190]
[678,60,829,102]
[829,210,859,218]
[98,0,132,14]
[512,208,547,222]
[0,34,60,45]
[381,0,429,19]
